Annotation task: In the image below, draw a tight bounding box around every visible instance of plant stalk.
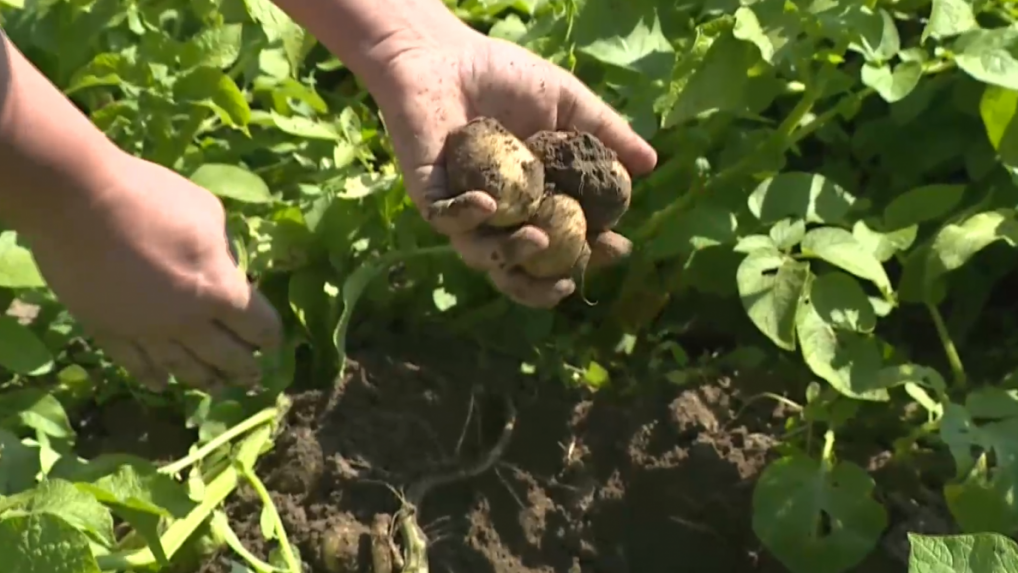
[926,301,967,390]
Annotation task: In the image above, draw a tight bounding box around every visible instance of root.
[372,395,518,573]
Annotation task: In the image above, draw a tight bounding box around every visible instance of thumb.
[558,74,658,177]
[403,162,497,236]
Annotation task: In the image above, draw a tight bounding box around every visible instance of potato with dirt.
[525,130,632,232]
[520,193,591,280]
[443,117,546,227]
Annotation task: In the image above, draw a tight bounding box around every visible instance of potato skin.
[444,117,545,227]
[525,130,632,231]
[520,194,590,279]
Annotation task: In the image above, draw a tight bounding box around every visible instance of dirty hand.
[371,25,658,308]
[26,152,282,391]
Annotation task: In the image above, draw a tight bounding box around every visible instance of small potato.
[525,130,632,231]
[520,194,591,280]
[444,117,546,227]
[319,523,363,573]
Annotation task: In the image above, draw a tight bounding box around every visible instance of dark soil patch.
[74,395,193,465]
[177,332,906,573]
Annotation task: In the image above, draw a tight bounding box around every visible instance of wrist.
[271,0,470,91]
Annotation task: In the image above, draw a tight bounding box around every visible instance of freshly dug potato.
[520,193,592,280]
[525,130,632,231]
[318,518,366,573]
[444,117,546,227]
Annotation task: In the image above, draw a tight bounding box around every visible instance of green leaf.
[939,400,1018,533]
[922,0,979,43]
[244,0,309,75]
[769,218,806,251]
[0,232,45,288]
[174,66,251,128]
[735,234,778,254]
[0,428,40,495]
[926,209,1018,286]
[733,3,802,66]
[884,184,966,230]
[852,220,916,263]
[979,85,1018,151]
[954,28,1018,92]
[0,388,74,439]
[753,453,887,573]
[77,463,197,564]
[190,164,274,204]
[268,111,340,140]
[861,61,922,103]
[844,7,900,64]
[432,286,457,312]
[648,204,739,260]
[810,271,877,333]
[801,227,892,295]
[966,387,1018,419]
[572,0,674,77]
[664,32,759,126]
[183,23,244,69]
[908,532,1018,573]
[748,172,857,225]
[0,317,53,376]
[796,296,888,401]
[0,479,114,547]
[0,513,101,573]
[736,251,809,351]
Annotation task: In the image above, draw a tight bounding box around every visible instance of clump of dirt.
[525,130,631,232]
[184,331,904,573]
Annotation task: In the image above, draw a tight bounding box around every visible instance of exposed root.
[371,395,518,573]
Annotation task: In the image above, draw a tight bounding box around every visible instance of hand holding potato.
[370,30,656,308]
[443,117,635,301]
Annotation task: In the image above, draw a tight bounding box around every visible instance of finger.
[426,191,498,235]
[179,323,262,387]
[145,339,222,389]
[558,74,658,177]
[588,231,633,271]
[213,277,284,354]
[92,334,169,391]
[450,225,549,271]
[489,266,575,309]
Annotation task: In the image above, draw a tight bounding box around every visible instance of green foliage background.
[4,0,1018,571]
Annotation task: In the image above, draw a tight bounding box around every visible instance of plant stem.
[212,511,284,573]
[238,464,302,573]
[159,407,279,476]
[95,420,276,571]
[926,301,967,390]
[820,429,836,472]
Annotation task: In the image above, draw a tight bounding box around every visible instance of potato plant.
[2,0,1018,572]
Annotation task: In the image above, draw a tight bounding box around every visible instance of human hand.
[369,24,658,308]
[26,153,282,391]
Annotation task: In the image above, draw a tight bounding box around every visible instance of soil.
[525,131,629,231]
[75,331,916,573]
